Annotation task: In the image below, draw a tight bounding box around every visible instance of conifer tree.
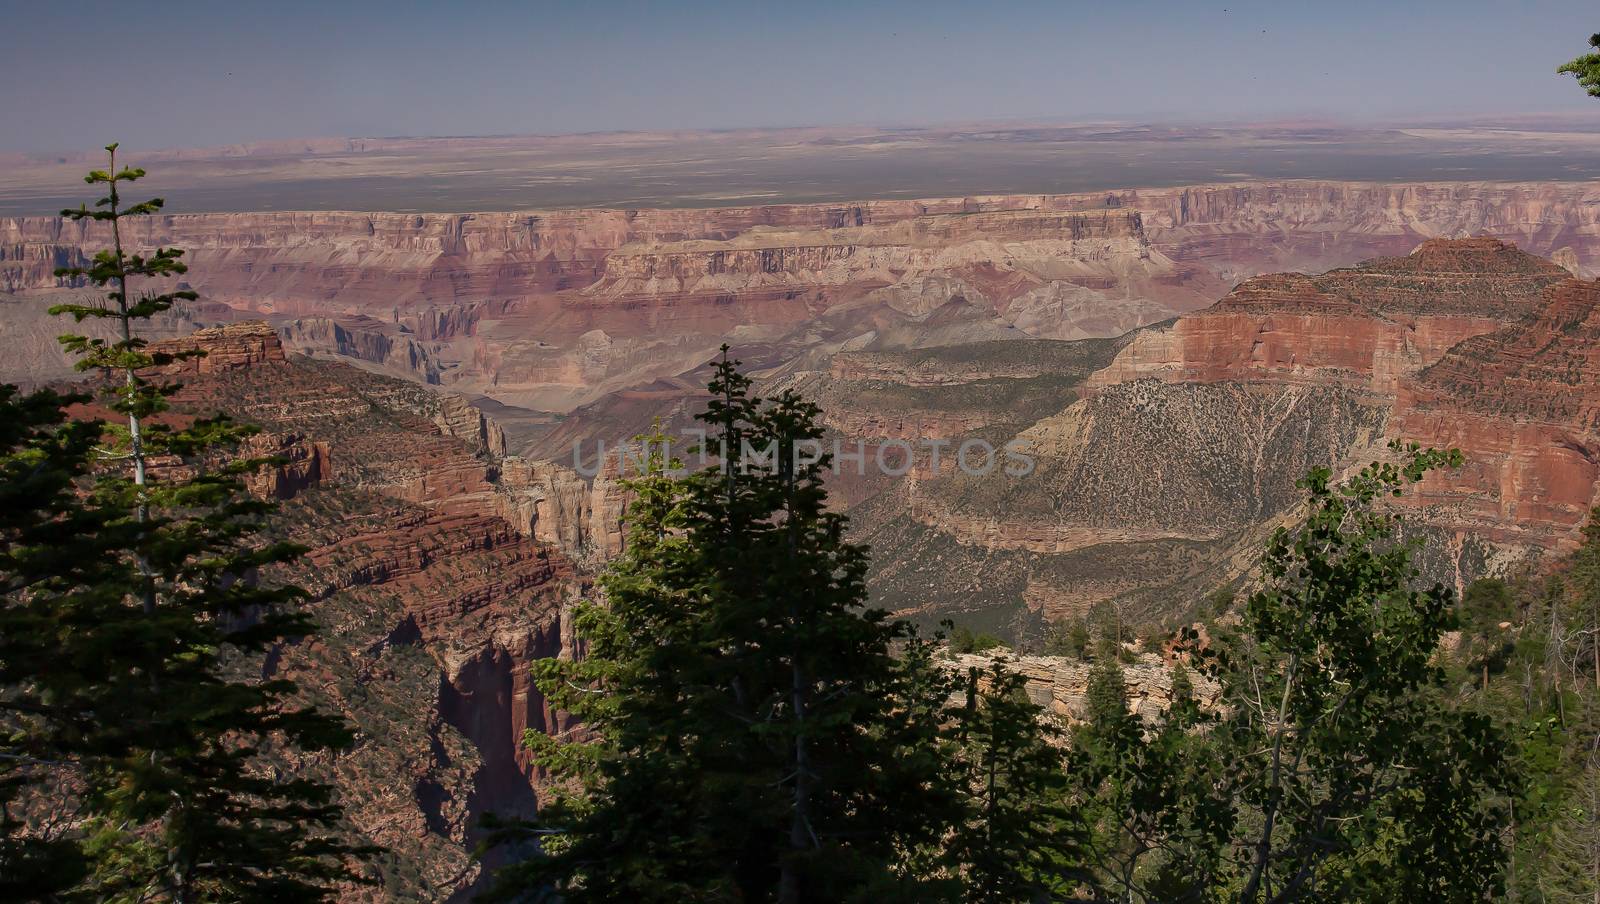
[487,353,960,902]
[1559,33,1600,96]
[1068,641,1231,901]
[1083,652,1130,738]
[1044,617,1090,661]
[1,146,372,901]
[944,660,1085,903]
[1458,577,1516,689]
[0,384,105,899]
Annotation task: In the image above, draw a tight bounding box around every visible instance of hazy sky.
[2,0,1597,153]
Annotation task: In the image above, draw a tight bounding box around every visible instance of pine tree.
[1068,638,1231,901]
[487,354,961,902]
[1043,617,1091,661]
[1067,619,1091,661]
[945,660,1085,903]
[0,384,106,899]
[1,146,374,901]
[1458,577,1516,689]
[1559,33,1600,97]
[1083,654,1130,737]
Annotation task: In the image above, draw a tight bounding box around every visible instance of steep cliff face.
[1393,277,1600,549]
[846,239,1600,633]
[1068,240,1599,555]
[147,320,288,372]
[8,181,1598,299]
[20,180,1597,415]
[142,323,590,901]
[1089,239,1572,392]
[277,315,445,384]
[433,394,507,458]
[1123,182,1600,285]
[496,457,626,566]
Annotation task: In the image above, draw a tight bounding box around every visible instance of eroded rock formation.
[15,181,1600,415]
[139,323,588,900]
[944,649,1223,725]
[846,239,1600,632]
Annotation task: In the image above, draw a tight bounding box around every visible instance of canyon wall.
[12,184,1600,891]
[840,238,1600,634]
[138,324,616,900]
[11,181,1598,413]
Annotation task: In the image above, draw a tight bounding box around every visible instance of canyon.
[7,180,1600,413]
[855,237,1595,633]
[128,323,627,899]
[10,183,1600,627]
[10,180,1600,897]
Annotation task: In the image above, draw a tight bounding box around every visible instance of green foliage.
[949,624,976,654]
[485,358,964,902]
[1068,651,1231,900]
[0,385,102,899]
[1086,601,1138,663]
[949,626,1004,655]
[1450,507,1600,900]
[1044,617,1092,661]
[1083,656,1131,738]
[1062,443,1520,902]
[1086,600,1127,648]
[1216,444,1516,901]
[0,148,372,902]
[483,363,1528,903]
[1559,33,1600,97]
[1135,622,1167,653]
[945,660,1086,903]
[1459,577,1516,688]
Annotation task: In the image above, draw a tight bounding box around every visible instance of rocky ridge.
[944,649,1222,726]
[12,180,1600,414]
[139,323,613,900]
[844,239,1600,633]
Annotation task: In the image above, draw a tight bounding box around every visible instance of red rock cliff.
[142,322,589,899]
[19,180,1594,412]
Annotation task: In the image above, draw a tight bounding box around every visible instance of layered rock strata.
[850,239,1600,631]
[140,323,594,900]
[16,181,1598,412]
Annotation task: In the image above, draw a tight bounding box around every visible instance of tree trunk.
[778,441,810,904]
[104,146,156,616]
[779,658,810,904]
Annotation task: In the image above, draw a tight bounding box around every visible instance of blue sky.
[1,0,1596,152]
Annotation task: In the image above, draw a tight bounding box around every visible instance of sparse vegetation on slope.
[487,360,1534,902]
